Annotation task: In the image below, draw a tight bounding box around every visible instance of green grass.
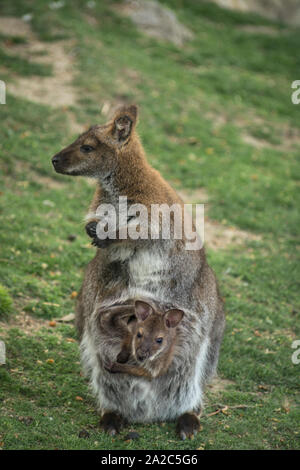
[0,0,299,450]
[0,284,13,319]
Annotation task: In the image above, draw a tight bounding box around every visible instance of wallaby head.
[51,105,139,177]
[97,303,136,337]
[133,300,184,363]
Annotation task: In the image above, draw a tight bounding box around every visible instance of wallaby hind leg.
[176,413,200,441]
[99,411,126,436]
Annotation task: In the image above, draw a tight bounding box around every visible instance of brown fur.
[105,300,184,380]
[52,104,225,438]
[52,104,187,247]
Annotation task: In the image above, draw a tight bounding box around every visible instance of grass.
[0,0,299,450]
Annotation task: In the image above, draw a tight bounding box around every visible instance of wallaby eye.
[80,145,94,153]
[137,332,142,338]
[156,337,163,344]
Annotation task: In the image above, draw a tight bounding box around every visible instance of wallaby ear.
[164,309,184,328]
[135,300,153,322]
[112,105,138,144]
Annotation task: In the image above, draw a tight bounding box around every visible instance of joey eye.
[156,337,163,344]
[80,145,94,153]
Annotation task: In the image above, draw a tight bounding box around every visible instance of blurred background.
[0,0,299,450]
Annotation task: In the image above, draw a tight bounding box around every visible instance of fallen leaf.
[282,398,290,413]
[258,384,269,391]
[56,313,75,323]
[43,302,59,307]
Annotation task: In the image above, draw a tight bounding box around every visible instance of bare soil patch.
[13,161,66,190]
[237,25,288,36]
[0,16,77,108]
[0,310,49,337]
[207,376,235,395]
[241,124,300,151]
[178,188,261,250]
[112,0,193,46]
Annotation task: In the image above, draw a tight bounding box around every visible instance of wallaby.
[52,104,225,440]
[105,300,184,380]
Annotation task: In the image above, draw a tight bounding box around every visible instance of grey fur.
[78,228,225,422]
[53,111,225,423]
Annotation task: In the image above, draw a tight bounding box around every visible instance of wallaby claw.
[91,237,100,247]
[91,237,115,249]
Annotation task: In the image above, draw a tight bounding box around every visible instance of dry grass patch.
[178,188,261,250]
[0,16,77,108]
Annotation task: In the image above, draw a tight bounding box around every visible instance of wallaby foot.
[116,349,131,364]
[99,411,125,436]
[176,413,200,441]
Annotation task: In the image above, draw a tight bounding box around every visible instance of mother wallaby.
[52,105,225,439]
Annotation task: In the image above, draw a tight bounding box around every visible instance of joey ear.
[134,300,153,322]
[112,105,138,144]
[164,309,184,328]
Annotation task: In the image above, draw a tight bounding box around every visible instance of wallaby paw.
[176,413,200,441]
[85,220,98,239]
[104,361,125,374]
[100,412,125,436]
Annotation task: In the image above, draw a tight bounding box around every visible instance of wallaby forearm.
[110,362,153,380]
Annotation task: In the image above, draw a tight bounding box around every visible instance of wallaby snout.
[52,145,81,175]
[52,152,65,173]
[136,347,150,362]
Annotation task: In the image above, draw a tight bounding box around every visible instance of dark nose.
[137,350,149,362]
[137,354,145,362]
[52,154,60,167]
